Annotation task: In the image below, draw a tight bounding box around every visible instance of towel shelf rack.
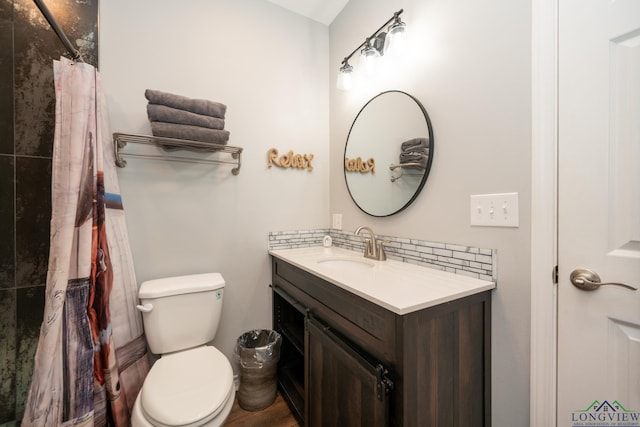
[113,133,243,175]
[389,162,426,182]
[389,162,426,171]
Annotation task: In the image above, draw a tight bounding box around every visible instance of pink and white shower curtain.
[22,57,149,426]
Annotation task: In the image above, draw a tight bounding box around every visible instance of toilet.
[131,273,235,427]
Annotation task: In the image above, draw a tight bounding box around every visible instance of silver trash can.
[234,329,282,411]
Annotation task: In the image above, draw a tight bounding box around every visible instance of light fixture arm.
[340,9,404,66]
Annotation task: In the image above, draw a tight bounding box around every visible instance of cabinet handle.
[376,365,394,401]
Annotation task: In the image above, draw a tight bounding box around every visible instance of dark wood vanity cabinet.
[271,257,491,427]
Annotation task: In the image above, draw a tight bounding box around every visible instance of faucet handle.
[363,238,374,256]
[376,241,387,261]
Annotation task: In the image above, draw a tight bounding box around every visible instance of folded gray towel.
[147,104,225,130]
[398,154,428,169]
[400,147,429,161]
[150,122,230,147]
[145,89,227,118]
[401,137,428,152]
[399,150,429,165]
[403,147,429,155]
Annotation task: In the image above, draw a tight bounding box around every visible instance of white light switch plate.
[470,193,519,227]
[332,213,342,230]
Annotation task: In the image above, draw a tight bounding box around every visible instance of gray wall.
[99,0,331,368]
[329,0,533,425]
[0,0,98,424]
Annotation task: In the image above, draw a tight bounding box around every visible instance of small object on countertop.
[323,235,332,247]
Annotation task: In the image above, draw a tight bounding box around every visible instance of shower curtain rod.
[33,0,83,62]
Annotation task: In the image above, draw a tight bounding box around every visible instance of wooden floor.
[225,392,300,427]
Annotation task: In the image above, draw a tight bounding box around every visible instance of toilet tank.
[138,273,225,355]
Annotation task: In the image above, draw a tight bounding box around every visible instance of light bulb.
[360,44,380,76]
[385,20,406,58]
[336,63,353,91]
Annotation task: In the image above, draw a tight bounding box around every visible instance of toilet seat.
[140,346,234,427]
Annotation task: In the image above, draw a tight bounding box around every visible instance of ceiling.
[266,0,349,25]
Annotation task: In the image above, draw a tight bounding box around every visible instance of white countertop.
[269,246,495,315]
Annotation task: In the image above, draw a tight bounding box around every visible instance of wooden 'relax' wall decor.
[268,148,314,171]
[344,157,375,173]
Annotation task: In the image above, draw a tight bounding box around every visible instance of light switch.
[332,213,342,230]
[470,193,519,227]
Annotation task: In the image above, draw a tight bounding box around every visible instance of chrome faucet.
[354,226,386,261]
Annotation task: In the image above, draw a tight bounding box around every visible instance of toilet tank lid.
[139,273,225,299]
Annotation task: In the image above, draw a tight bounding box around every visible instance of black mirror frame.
[344,90,434,217]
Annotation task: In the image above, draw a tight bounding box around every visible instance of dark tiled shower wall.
[0,0,98,424]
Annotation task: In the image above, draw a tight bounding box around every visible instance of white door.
[557,0,640,424]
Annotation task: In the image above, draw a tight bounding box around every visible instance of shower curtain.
[22,57,149,426]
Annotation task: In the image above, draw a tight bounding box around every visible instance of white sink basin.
[316,256,375,271]
[270,246,495,315]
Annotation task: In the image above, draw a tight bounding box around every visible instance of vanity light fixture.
[336,9,406,91]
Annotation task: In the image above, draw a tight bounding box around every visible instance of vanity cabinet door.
[305,316,392,427]
[272,289,306,422]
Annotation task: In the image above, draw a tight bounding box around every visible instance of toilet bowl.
[131,346,235,427]
[131,273,235,427]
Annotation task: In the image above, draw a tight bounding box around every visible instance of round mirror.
[344,91,434,217]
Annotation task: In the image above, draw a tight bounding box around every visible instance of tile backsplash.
[268,229,496,282]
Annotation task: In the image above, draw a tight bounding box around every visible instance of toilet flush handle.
[136,303,153,313]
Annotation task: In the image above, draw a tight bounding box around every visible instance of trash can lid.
[141,346,233,426]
